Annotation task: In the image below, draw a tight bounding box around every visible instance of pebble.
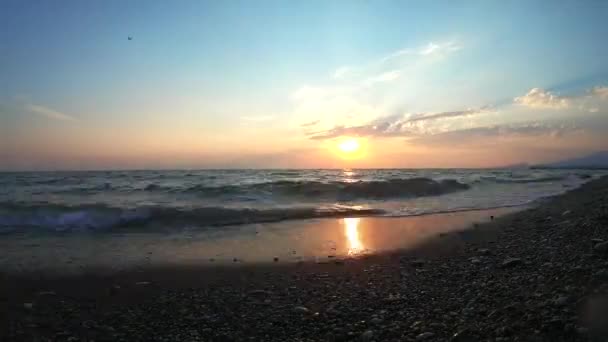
[410,259,426,267]
[553,296,569,307]
[361,330,374,341]
[370,317,383,325]
[501,257,523,268]
[593,241,608,254]
[293,306,310,314]
[23,303,33,310]
[477,248,491,255]
[593,269,608,280]
[416,332,435,340]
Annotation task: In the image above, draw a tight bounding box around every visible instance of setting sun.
[338,138,361,153]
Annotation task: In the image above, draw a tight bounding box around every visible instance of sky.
[1,0,608,170]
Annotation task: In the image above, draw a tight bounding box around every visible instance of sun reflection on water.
[343,217,363,255]
[342,169,358,183]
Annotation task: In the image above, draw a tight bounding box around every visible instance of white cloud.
[24,104,76,121]
[300,120,320,127]
[419,41,461,56]
[364,70,401,86]
[307,107,491,140]
[409,121,580,146]
[332,66,352,79]
[514,88,569,109]
[420,42,440,55]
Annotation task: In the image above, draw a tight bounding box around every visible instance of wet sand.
[0,207,521,274]
[2,177,608,341]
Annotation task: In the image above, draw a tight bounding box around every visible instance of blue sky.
[1,0,608,169]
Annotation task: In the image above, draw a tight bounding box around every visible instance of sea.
[0,168,603,234]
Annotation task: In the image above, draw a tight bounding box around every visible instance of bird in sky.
[128,36,132,41]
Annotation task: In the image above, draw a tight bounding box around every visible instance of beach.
[2,176,608,341]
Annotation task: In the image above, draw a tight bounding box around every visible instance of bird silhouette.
[128,36,133,41]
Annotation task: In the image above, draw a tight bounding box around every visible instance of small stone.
[553,296,569,306]
[451,328,471,341]
[135,281,150,286]
[248,289,271,296]
[417,332,435,340]
[501,257,523,268]
[273,257,279,262]
[411,259,425,267]
[594,242,608,254]
[37,291,56,296]
[470,257,481,264]
[361,330,374,341]
[477,248,491,255]
[23,303,33,310]
[593,269,608,280]
[370,317,383,325]
[384,293,402,302]
[293,306,310,314]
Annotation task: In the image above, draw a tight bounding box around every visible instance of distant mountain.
[535,151,608,169]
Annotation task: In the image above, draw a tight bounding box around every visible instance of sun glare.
[338,138,360,153]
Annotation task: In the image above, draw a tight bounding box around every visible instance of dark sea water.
[0,169,603,233]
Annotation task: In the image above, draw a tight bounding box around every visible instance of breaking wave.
[478,176,569,184]
[150,177,470,200]
[0,202,385,232]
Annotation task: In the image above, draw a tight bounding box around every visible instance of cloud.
[363,70,401,86]
[405,107,492,123]
[410,121,579,146]
[381,41,462,63]
[24,104,76,121]
[419,41,461,56]
[308,107,490,140]
[300,120,320,127]
[513,88,569,109]
[241,115,275,122]
[332,66,352,79]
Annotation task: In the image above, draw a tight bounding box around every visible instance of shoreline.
[0,206,523,275]
[2,176,608,341]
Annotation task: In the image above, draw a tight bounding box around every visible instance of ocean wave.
[478,176,568,184]
[147,177,470,200]
[0,202,385,232]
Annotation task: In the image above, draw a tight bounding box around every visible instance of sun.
[338,138,361,153]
